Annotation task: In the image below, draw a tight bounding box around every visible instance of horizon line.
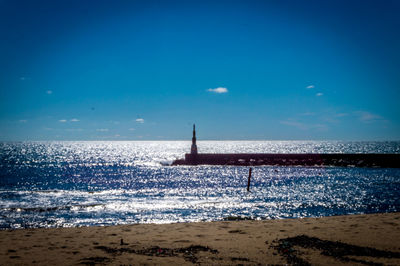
[1,139,399,142]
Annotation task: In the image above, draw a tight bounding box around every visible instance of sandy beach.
[0,212,399,265]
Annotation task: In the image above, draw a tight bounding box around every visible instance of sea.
[1,141,400,229]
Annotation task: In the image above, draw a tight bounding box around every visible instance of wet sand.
[1,212,400,265]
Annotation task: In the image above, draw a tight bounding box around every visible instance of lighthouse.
[190,124,198,154]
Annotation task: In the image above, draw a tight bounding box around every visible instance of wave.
[1,203,105,213]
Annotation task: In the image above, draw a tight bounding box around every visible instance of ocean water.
[1,141,400,229]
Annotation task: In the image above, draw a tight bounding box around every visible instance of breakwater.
[172,153,400,167]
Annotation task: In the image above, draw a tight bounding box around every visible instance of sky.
[0,0,399,141]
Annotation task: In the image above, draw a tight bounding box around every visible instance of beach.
[1,212,400,265]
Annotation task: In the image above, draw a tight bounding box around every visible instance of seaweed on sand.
[272,235,400,266]
[94,244,218,263]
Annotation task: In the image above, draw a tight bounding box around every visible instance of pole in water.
[247,167,252,192]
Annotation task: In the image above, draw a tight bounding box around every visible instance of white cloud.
[70,118,79,122]
[316,92,323,96]
[306,85,315,89]
[207,87,228,93]
[280,120,307,130]
[355,111,383,123]
[18,119,27,123]
[96,128,109,132]
[129,128,135,131]
[114,134,120,137]
[46,90,53,95]
[335,113,348,117]
[313,124,329,131]
[300,112,315,116]
[59,119,67,123]
[136,118,144,123]
[20,77,26,81]
[280,120,328,131]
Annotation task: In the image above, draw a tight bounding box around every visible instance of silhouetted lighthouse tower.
[191,124,198,154]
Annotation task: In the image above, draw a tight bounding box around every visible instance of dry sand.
[1,212,400,265]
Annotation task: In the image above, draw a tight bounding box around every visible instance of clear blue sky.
[1,0,399,140]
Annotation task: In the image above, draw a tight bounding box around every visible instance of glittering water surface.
[1,141,400,229]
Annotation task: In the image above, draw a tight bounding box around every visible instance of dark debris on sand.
[223,216,254,221]
[94,244,218,263]
[80,256,111,265]
[272,234,400,266]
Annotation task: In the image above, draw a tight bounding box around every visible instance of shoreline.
[1,212,400,265]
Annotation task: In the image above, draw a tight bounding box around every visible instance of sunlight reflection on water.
[0,141,400,228]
